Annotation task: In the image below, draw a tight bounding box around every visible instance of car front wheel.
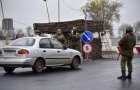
[4,67,15,73]
[71,57,80,69]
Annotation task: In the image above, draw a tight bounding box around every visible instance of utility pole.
[0,0,8,45]
[43,0,50,23]
[58,0,60,22]
[83,9,87,31]
[0,0,4,18]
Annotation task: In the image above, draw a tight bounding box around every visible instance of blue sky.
[0,0,140,36]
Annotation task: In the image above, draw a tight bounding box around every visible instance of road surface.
[0,58,140,90]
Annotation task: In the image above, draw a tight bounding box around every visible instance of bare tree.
[82,0,122,35]
[134,21,140,33]
[26,26,34,36]
[134,21,140,42]
[16,29,24,39]
[118,24,130,37]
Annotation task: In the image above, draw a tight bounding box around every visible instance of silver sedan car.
[0,37,83,73]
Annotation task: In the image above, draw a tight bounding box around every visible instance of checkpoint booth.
[33,19,103,59]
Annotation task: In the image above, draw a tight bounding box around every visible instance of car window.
[39,38,51,48]
[51,39,64,49]
[10,38,35,46]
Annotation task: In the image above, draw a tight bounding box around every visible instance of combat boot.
[126,71,132,79]
[117,70,126,80]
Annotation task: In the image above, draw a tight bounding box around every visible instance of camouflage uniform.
[118,26,136,80]
[69,32,80,50]
[54,29,66,45]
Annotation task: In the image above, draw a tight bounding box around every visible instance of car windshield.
[9,38,35,46]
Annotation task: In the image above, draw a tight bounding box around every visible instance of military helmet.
[126,26,133,33]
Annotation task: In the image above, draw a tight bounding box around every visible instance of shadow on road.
[1,67,81,77]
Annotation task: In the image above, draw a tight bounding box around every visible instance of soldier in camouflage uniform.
[54,29,66,45]
[117,26,136,80]
[69,30,80,50]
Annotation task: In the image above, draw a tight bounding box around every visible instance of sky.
[0,0,140,36]
[0,0,88,29]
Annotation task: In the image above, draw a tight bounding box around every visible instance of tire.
[4,67,15,74]
[71,57,80,69]
[32,59,45,73]
[43,66,53,72]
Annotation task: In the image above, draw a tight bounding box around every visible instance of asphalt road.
[0,58,140,90]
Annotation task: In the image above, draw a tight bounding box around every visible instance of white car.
[0,37,83,73]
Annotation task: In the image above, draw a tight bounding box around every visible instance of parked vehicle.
[0,37,83,73]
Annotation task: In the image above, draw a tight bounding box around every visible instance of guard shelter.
[33,19,103,59]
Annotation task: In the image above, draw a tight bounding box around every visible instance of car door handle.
[57,51,60,53]
[43,50,46,52]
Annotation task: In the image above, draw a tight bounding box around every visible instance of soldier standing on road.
[54,29,66,45]
[117,26,136,80]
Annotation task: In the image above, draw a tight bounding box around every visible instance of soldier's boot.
[117,70,126,80]
[126,71,132,79]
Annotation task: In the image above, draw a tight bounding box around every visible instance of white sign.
[83,44,92,53]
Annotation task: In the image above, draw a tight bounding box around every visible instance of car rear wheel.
[4,67,15,73]
[32,59,45,73]
[71,57,80,69]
